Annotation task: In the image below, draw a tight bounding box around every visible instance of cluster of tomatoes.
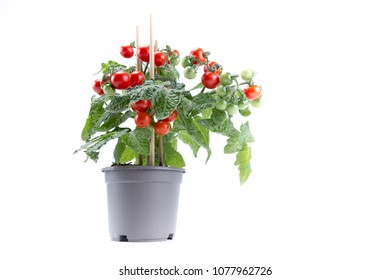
[214,69,262,115]
[92,43,181,136]
[131,99,177,136]
[92,44,180,96]
[182,48,262,115]
[93,71,146,96]
[181,48,221,89]
[92,44,262,135]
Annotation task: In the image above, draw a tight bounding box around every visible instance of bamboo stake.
[135,25,143,165]
[136,25,141,72]
[149,14,154,80]
[155,38,163,166]
[148,14,155,165]
[149,130,155,165]
[154,40,159,76]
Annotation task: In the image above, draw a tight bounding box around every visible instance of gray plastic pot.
[102,166,185,242]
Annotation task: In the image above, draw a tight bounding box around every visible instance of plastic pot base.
[102,166,185,242]
[111,233,174,242]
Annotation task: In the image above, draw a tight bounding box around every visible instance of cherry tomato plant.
[76,42,263,185]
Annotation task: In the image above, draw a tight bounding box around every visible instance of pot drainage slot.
[167,234,174,240]
[119,235,129,242]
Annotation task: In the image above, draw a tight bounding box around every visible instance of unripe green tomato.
[220,72,233,86]
[170,56,181,66]
[238,99,250,110]
[216,99,228,110]
[216,86,227,97]
[181,56,192,68]
[103,84,115,96]
[251,98,263,108]
[184,66,197,79]
[241,68,253,81]
[226,104,239,115]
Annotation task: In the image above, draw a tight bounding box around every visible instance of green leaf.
[178,130,200,157]
[224,130,242,154]
[156,64,180,82]
[105,95,131,113]
[178,96,193,117]
[152,88,181,120]
[201,108,213,119]
[224,122,255,154]
[120,147,137,163]
[193,117,211,161]
[99,60,127,75]
[81,96,105,141]
[113,134,136,164]
[171,117,186,132]
[234,144,252,185]
[124,128,151,155]
[97,110,133,132]
[163,137,185,168]
[125,80,177,104]
[240,122,255,143]
[177,110,211,161]
[198,109,234,136]
[113,135,126,163]
[86,151,99,162]
[81,117,93,141]
[190,92,216,116]
[75,129,129,162]
[239,107,251,117]
[189,82,204,91]
[128,84,158,103]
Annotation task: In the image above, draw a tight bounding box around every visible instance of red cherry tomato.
[110,71,132,90]
[244,85,261,101]
[163,110,177,122]
[154,51,167,66]
[93,79,104,95]
[129,71,145,87]
[135,112,152,128]
[154,121,171,136]
[201,72,220,89]
[137,46,150,62]
[120,45,134,58]
[189,48,206,64]
[203,61,221,75]
[131,100,151,112]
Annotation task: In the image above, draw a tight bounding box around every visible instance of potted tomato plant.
[75,37,263,242]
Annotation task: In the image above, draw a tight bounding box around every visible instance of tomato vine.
[75,43,263,184]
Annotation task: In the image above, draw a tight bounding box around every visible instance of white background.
[0,0,389,279]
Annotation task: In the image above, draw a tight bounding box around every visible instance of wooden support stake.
[136,25,141,71]
[149,14,154,79]
[149,129,155,165]
[136,25,143,165]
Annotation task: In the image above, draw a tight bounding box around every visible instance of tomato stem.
[149,129,155,165]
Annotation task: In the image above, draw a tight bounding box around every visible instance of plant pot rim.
[102,165,185,173]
